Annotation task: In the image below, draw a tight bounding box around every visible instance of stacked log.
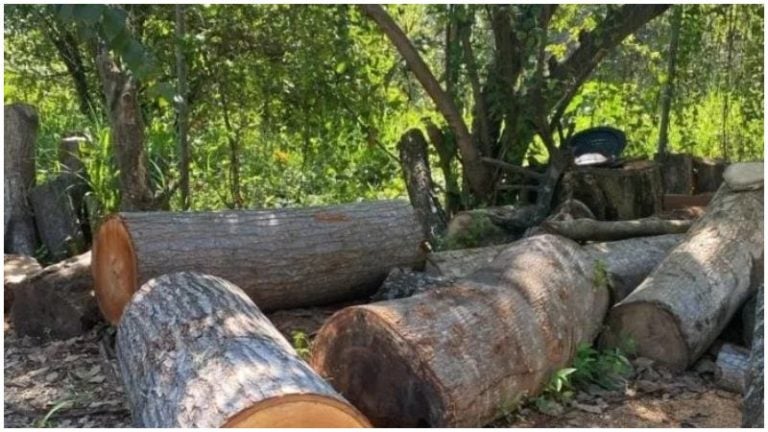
[312,235,609,427]
[4,255,42,312]
[116,272,369,427]
[742,283,764,428]
[604,165,763,371]
[4,103,39,256]
[92,200,425,323]
[541,217,691,242]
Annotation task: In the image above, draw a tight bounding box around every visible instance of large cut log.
[692,157,725,194]
[4,103,39,255]
[660,153,694,194]
[11,252,101,340]
[715,343,750,393]
[723,161,763,191]
[603,178,763,371]
[425,234,683,303]
[555,160,663,221]
[29,175,87,262]
[93,200,425,324]
[742,283,764,428]
[541,217,692,242]
[116,272,370,427]
[312,234,610,427]
[4,254,42,312]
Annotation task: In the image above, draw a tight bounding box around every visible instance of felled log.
[116,272,370,427]
[659,153,694,194]
[439,205,534,250]
[29,175,87,262]
[4,255,42,312]
[312,235,609,427]
[723,161,763,191]
[693,157,725,194]
[604,176,763,371]
[742,283,764,428]
[11,252,101,340]
[4,103,39,256]
[715,343,750,393]
[541,217,692,242]
[556,159,663,221]
[92,200,425,324]
[425,234,682,303]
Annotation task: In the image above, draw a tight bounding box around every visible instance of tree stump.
[555,160,663,221]
[11,252,101,340]
[660,153,694,194]
[92,200,425,324]
[692,157,726,194]
[29,175,87,262]
[116,272,370,427]
[4,254,42,312]
[604,180,763,371]
[312,235,609,427]
[4,103,39,256]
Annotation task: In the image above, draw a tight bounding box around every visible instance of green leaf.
[73,4,102,26]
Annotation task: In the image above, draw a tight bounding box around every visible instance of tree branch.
[481,157,544,181]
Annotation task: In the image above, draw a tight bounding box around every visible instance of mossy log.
[604,181,763,371]
[312,235,609,427]
[116,272,370,427]
[92,200,425,324]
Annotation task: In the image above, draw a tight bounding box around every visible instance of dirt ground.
[3,309,742,428]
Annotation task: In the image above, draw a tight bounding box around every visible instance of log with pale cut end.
[116,272,370,428]
[723,161,763,191]
[312,234,609,427]
[4,254,42,312]
[604,184,763,371]
[11,252,101,340]
[541,217,692,242]
[4,103,39,256]
[715,343,750,393]
[92,200,425,324]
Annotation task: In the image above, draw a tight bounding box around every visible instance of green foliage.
[434,214,505,251]
[291,330,311,361]
[593,260,609,292]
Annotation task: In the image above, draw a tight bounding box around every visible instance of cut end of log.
[223,394,370,428]
[603,302,688,371]
[92,215,138,324]
[311,306,442,427]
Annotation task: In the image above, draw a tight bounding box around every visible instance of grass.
[291,330,312,361]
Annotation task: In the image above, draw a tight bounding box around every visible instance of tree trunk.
[92,200,425,324]
[4,254,42,312]
[312,234,609,427]
[175,5,191,210]
[715,343,750,393]
[692,157,726,194]
[656,6,682,157]
[115,272,370,427]
[603,183,763,371]
[398,129,447,245]
[742,283,764,428]
[556,160,663,220]
[11,252,101,340]
[4,103,39,256]
[29,175,87,262]
[541,217,692,242]
[660,153,694,194]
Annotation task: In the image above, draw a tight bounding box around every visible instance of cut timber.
[4,103,39,255]
[723,161,763,191]
[604,184,764,371]
[742,283,764,428]
[660,153,694,194]
[556,160,663,220]
[29,175,87,261]
[92,200,425,324]
[116,272,370,427]
[425,234,683,303]
[715,343,750,393]
[692,157,725,194]
[11,252,101,340]
[4,255,42,312]
[541,217,692,242]
[312,235,610,427]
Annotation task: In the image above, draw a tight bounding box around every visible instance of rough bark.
[92,200,426,324]
[742,283,764,428]
[312,234,610,427]
[116,272,370,427]
[660,153,694,194]
[604,184,763,371]
[692,157,726,194]
[541,217,692,242]
[715,343,750,393]
[175,4,191,210]
[656,6,681,157]
[29,175,87,262]
[11,252,101,340]
[4,103,39,256]
[398,129,447,244]
[556,160,663,221]
[4,255,42,312]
